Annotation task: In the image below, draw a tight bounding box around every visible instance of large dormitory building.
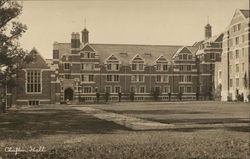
[5,9,250,105]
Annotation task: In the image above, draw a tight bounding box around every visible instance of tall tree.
[0,0,31,88]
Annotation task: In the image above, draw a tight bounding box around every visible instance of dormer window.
[105,54,121,71]
[155,55,168,71]
[131,54,144,71]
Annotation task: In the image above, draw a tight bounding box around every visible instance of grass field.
[0,102,249,159]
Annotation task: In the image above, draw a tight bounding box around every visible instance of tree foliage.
[0,0,31,87]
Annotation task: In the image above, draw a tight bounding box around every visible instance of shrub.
[247,94,250,102]
[129,92,135,101]
[151,89,161,101]
[96,92,100,103]
[177,92,183,101]
[236,93,243,102]
[104,92,110,103]
[168,93,171,101]
[118,92,122,102]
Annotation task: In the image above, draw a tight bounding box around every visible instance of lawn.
[0,102,249,159]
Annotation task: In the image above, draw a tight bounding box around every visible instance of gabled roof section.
[105,54,121,64]
[131,54,144,62]
[81,44,96,52]
[155,55,168,63]
[24,48,49,69]
[240,9,250,18]
[172,47,193,59]
[230,9,248,25]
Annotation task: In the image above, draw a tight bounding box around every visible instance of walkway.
[73,106,174,130]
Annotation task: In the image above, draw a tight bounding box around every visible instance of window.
[82,75,94,82]
[156,64,161,70]
[82,63,94,70]
[210,53,215,60]
[114,86,120,93]
[186,76,192,82]
[229,51,233,59]
[107,63,119,71]
[236,64,239,73]
[29,100,39,105]
[235,37,239,45]
[179,65,184,71]
[163,64,168,70]
[163,75,169,82]
[105,86,111,93]
[27,70,41,93]
[107,75,112,81]
[155,86,161,92]
[235,50,239,59]
[64,63,70,70]
[107,64,112,70]
[163,86,170,93]
[114,75,119,81]
[107,75,119,82]
[138,64,144,70]
[186,86,192,93]
[130,86,135,92]
[131,75,144,82]
[229,65,232,74]
[156,75,161,82]
[180,76,184,82]
[219,71,222,79]
[229,79,233,87]
[242,63,245,72]
[242,48,245,57]
[179,86,185,93]
[65,74,70,79]
[138,75,144,82]
[83,87,92,93]
[183,54,187,60]
[131,63,144,71]
[236,78,239,87]
[179,55,183,60]
[187,65,192,71]
[139,86,145,93]
[87,52,91,58]
[132,64,137,70]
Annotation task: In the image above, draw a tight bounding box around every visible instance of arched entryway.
[64,88,73,101]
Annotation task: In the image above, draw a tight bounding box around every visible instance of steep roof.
[240,9,250,18]
[91,44,198,65]
[24,48,49,69]
[54,43,198,65]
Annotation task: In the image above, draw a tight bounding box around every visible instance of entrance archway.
[64,88,73,101]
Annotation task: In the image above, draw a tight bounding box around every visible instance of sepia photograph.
[0,0,249,158]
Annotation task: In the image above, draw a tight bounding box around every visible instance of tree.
[104,92,110,103]
[0,0,31,110]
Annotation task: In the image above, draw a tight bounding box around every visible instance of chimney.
[71,32,80,48]
[81,28,89,44]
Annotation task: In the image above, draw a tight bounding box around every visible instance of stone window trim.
[24,69,43,94]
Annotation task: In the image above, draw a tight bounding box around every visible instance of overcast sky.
[18,0,249,59]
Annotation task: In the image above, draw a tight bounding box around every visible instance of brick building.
[8,9,249,105]
[220,9,250,102]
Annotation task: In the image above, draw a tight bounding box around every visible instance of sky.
[18,0,249,59]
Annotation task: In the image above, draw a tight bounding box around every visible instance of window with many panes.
[83,87,92,93]
[236,64,239,72]
[186,86,192,93]
[235,50,239,59]
[26,70,41,93]
[81,75,94,82]
[131,75,144,82]
[139,86,145,93]
[105,86,111,93]
[179,86,185,93]
[114,86,121,93]
[106,75,119,82]
[64,63,70,70]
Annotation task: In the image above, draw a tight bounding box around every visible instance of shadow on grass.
[105,109,211,115]
[0,108,131,140]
